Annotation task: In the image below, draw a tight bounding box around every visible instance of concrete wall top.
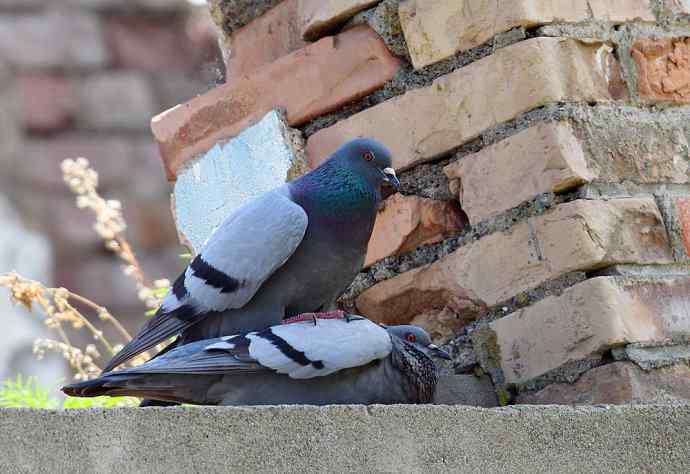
[1,404,689,473]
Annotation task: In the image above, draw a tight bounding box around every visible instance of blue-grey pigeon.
[63,317,450,405]
[103,138,399,373]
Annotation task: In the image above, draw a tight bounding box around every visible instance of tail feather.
[62,374,176,401]
[62,375,128,398]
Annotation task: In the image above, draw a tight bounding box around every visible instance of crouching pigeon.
[103,138,400,373]
[63,316,450,405]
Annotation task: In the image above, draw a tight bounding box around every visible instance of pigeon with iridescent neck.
[65,317,450,405]
[103,138,399,373]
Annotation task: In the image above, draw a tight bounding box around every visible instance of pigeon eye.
[406,333,416,343]
[363,151,375,162]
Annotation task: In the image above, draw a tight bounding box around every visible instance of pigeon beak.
[382,167,401,191]
[427,344,452,360]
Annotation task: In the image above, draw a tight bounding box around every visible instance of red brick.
[18,136,139,191]
[103,16,198,72]
[517,362,690,405]
[677,197,690,256]
[223,0,308,78]
[152,25,401,180]
[17,74,77,133]
[632,37,690,103]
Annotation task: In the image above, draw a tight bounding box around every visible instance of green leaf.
[0,375,139,409]
[0,375,58,409]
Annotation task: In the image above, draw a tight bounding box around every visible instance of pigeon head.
[386,325,452,360]
[387,324,443,403]
[330,138,400,192]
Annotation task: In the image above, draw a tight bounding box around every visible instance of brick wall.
[0,0,220,340]
[153,0,690,405]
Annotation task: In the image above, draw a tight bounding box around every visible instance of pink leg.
[281,310,347,325]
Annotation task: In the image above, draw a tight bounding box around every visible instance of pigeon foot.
[282,310,348,325]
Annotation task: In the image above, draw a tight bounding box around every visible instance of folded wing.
[106,318,392,379]
[102,190,308,372]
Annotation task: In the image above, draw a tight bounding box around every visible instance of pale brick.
[223,0,308,78]
[677,197,690,257]
[299,0,381,40]
[78,72,156,131]
[306,38,620,171]
[517,362,690,405]
[104,16,198,72]
[632,37,690,103]
[365,194,466,267]
[0,11,108,70]
[152,26,401,179]
[577,108,690,185]
[399,0,655,69]
[445,113,690,223]
[357,198,673,324]
[490,277,690,385]
[662,0,690,15]
[444,122,595,225]
[17,74,77,132]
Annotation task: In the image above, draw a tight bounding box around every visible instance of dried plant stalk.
[61,158,169,310]
[0,157,173,381]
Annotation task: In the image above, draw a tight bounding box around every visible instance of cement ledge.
[1,404,689,473]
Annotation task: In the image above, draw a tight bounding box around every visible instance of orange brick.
[399,0,655,69]
[365,194,466,268]
[152,25,401,180]
[223,0,308,78]
[632,37,690,103]
[300,0,381,40]
[306,38,620,171]
[357,198,673,324]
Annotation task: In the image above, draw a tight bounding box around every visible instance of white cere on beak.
[383,167,396,178]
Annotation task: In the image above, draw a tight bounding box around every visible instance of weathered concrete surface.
[1,404,690,473]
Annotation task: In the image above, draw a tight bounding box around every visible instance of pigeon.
[103,138,400,373]
[63,317,450,405]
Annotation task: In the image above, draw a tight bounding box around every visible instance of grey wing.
[102,189,308,372]
[109,336,269,376]
[174,188,308,313]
